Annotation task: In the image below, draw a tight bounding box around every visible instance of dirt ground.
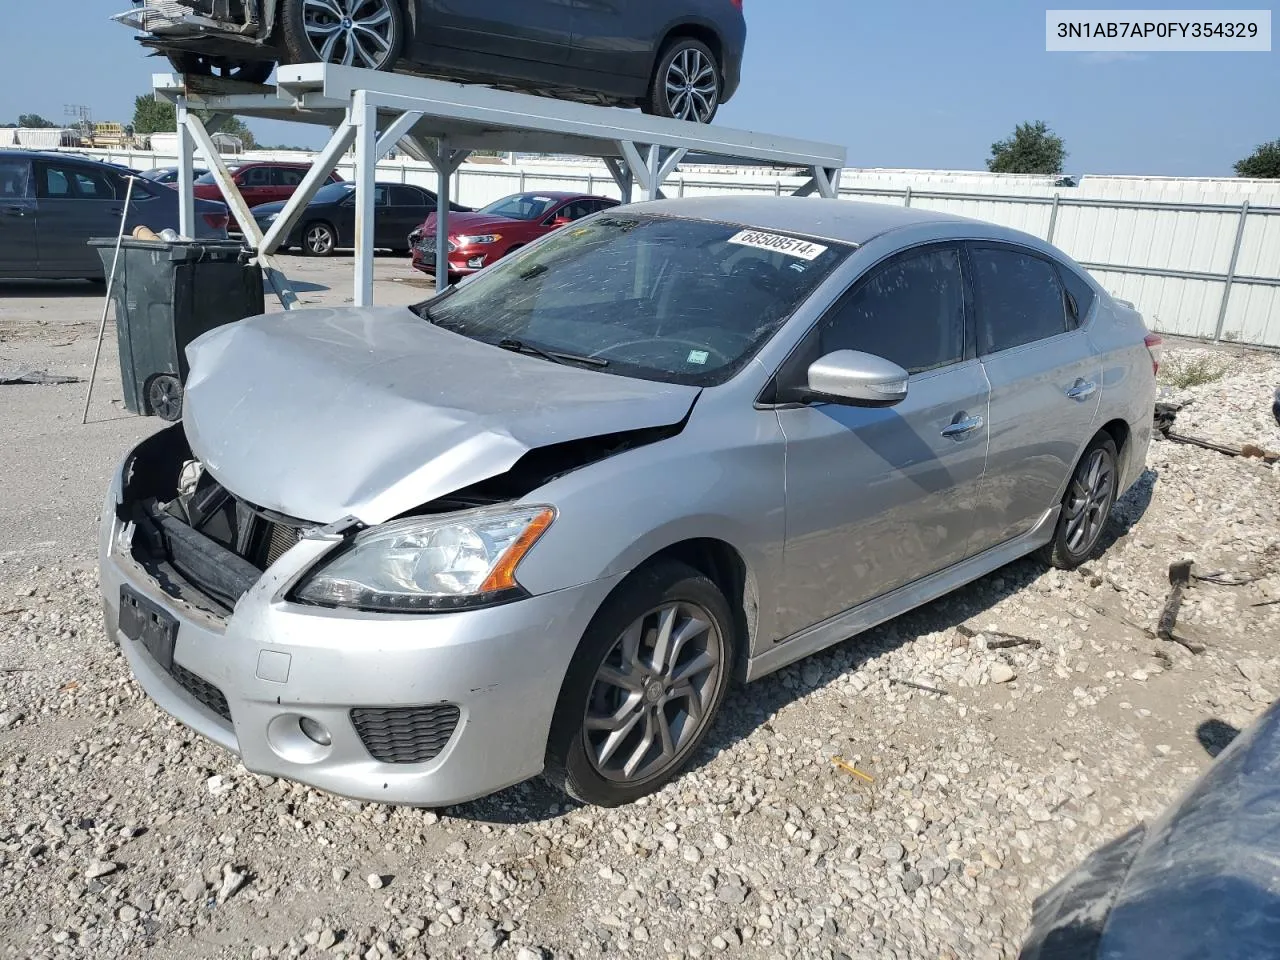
[2,261,1279,960]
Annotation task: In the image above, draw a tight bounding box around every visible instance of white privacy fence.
[72,146,1280,348]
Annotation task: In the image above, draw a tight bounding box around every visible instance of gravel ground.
[3,276,1279,960]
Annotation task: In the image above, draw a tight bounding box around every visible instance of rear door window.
[818,245,967,374]
[241,167,272,187]
[390,185,425,206]
[969,245,1072,354]
[275,167,305,187]
[69,168,117,200]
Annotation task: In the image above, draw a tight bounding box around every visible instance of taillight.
[1144,333,1163,376]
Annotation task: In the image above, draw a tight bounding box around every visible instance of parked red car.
[192,161,345,208]
[411,192,619,280]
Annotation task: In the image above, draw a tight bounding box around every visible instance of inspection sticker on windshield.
[728,230,828,261]
[687,349,710,365]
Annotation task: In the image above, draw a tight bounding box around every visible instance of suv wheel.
[302,222,337,256]
[1040,433,1119,569]
[166,53,275,85]
[281,0,405,71]
[644,38,722,124]
[545,561,735,806]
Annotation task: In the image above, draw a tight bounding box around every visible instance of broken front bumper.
[98,450,620,806]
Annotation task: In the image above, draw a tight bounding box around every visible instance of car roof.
[630,196,1014,247]
[511,191,608,202]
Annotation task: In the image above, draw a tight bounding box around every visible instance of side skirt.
[744,507,1059,682]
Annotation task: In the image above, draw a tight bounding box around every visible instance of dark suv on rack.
[116,0,746,125]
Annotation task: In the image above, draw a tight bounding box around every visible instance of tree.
[131,93,257,148]
[17,113,56,129]
[987,121,1067,175]
[133,95,176,136]
[1234,140,1280,178]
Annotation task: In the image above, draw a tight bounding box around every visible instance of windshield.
[478,193,561,221]
[195,166,239,185]
[415,214,850,386]
[313,182,355,203]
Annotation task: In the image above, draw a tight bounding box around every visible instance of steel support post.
[352,92,380,307]
[1046,193,1060,243]
[1213,199,1251,342]
[175,99,195,238]
[418,138,469,295]
[185,113,298,309]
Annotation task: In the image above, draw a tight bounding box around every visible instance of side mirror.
[805,350,909,407]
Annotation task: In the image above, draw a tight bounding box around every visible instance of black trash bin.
[91,238,264,421]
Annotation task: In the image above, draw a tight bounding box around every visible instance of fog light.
[467,256,485,269]
[298,716,331,747]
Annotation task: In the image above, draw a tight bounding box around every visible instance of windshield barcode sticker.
[728,230,828,261]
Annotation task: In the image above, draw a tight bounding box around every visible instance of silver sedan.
[99,197,1159,807]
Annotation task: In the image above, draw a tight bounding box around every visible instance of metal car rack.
[154,63,848,309]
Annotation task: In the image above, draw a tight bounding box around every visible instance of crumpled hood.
[182,306,699,524]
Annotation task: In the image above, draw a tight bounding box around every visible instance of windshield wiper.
[496,338,608,368]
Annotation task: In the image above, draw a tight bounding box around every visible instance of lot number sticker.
[728,230,828,261]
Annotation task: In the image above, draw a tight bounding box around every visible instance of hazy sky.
[3,1,1276,175]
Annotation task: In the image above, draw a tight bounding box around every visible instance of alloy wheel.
[303,0,397,69]
[584,601,724,783]
[664,47,719,123]
[1063,448,1114,553]
[305,224,335,255]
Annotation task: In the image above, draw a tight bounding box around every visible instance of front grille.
[351,705,461,764]
[170,662,233,724]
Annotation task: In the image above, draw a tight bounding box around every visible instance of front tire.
[643,38,722,124]
[544,561,736,807]
[1040,433,1119,569]
[280,0,405,71]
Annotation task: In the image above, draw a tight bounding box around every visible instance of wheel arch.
[601,537,759,681]
[652,19,725,74]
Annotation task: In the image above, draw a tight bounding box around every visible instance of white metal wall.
[72,147,1280,348]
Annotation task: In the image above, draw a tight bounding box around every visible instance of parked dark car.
[411,190,618,279]
[0,150,229,281]
[193,161,345,208]
[140,166,211,185]
[1020,701,1280,960]
[118,0,746,124]
[251,180,471,256]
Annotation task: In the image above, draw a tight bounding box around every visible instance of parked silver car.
[99,198,1159,807]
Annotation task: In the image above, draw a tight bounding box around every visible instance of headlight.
[292,505,555,613]
[456,234,501,246]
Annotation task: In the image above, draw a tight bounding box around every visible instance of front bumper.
[410,242,488,278]
[98,458,620,806]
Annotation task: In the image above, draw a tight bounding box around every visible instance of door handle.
[1,205,24,216]
[1066,379,1097,401]
[941,414,984,439]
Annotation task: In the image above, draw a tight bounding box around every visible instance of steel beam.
[1214,199,1251,341]
[604,157,633,204]
[376,110,425,159]
[258,118,356,256]
[184,113,297,310]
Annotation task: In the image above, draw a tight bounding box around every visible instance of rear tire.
[1039,433,1119,569]
[166,52,275,85]
[301,221,336,257]
[643,38,722,124]
[280,0,405,71]
[544,561,736,807]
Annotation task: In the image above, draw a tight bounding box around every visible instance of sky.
[2,1,1276,176]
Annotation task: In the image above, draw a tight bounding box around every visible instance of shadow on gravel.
[0,279,105,298]
[452,467,1162,825]
[1197,718,1241,758]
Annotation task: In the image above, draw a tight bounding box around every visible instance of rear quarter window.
[1058,267,1097,326]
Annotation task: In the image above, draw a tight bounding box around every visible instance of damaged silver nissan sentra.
[100,197,1158,807]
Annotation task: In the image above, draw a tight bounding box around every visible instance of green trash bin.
[91,238,264,421]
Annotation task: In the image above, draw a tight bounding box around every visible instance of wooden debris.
[1166,430,1280,464]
